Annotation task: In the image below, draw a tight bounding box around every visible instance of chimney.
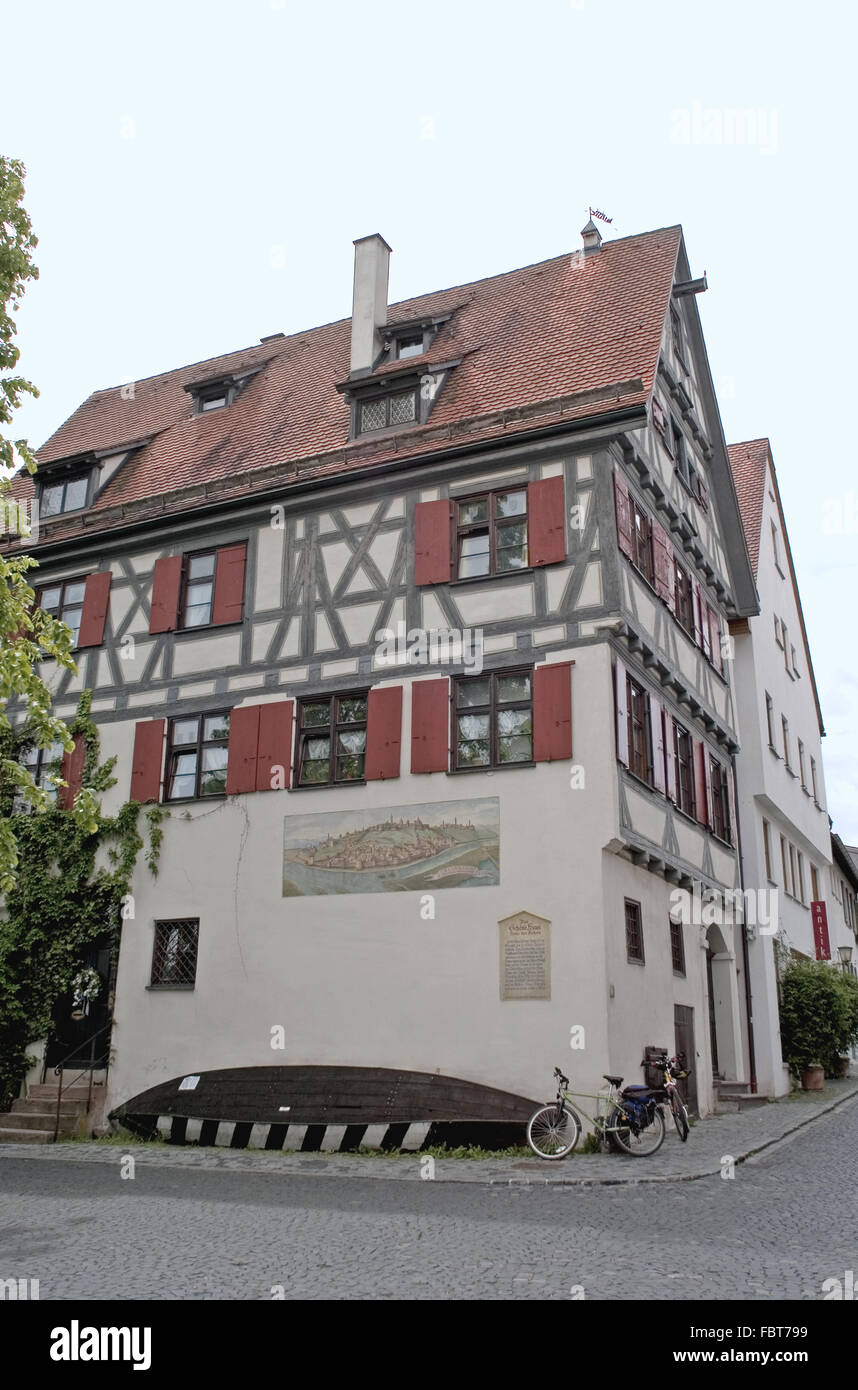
[350,234,392,375]
[580,218,602,255]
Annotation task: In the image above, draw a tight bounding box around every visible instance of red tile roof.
[10,225,683,548]
[727,438,769,577]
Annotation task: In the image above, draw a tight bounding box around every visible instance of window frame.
[709,756,730,842]
[178,548,219,630]
[763,818,773,881]
[798,738,807,791]
[455,487,529,580]
[674,721,695,817]
[149,918,200,990]
[810,755,820,807]
[670,915,686,975]
[39,473,91,518]
[295,690,370,788]
[452,667,534,772]
[356,387,419,435]
[625,899,645,965]
[626,676,652,784]
[782,715,791,770]
[765,693,776,749]
[674,557,695,634]
[164,711,231,803]
[37,575,89,649]
[630,496,654,586]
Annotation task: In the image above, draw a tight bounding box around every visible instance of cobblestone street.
[1,1089,856,1300]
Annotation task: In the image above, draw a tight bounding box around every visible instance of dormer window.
[198,388,228,413]
[358,389,417,435]
[396,333,424,360]
[184,369,260,416]
[41,474,89,517]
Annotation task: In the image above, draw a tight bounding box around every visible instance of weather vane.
[588,206,613,225]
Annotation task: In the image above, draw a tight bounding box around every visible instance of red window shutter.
[130,720,165,803]
[533,662,572,762]
[651,521,674,607]
[528,476,566,567]
[256,701,294,792]
[614,475,634,559]
[614,658,629,766]
[365,686,403,780]
[664,714,677,802]
[694,740,709,827]
[226,705,261,795]
[58,735,86,809]
[414,500,452,586]
[149,556,182,634]
[649,695,666,793]
[410,678,449,773]
[78,572,112,648]
[213,543,247,625]
[726,764,738,847]
[708,606,722,674]
[696,476,708,510]
[652,398,667,436]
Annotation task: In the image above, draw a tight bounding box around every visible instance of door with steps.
[0,1083,103,1144]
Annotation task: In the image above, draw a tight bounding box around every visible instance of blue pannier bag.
[621,1085,656,1129]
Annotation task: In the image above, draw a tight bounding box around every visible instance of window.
[765,693,775,748]
[180,551,217,628]
[763,819,773,880]
[198,388,228,412]
[670,417,688,484]
[454,670,532,769]
[774,615,783,648]
[626,677,651,783]
[811,865,820,901]
[670,915,686,975]
[782,623,791,673]
[674,559,694,633]
[710,757,730,842]
[357,390,417,434]
[674,721,695,817]
[782,716,791,769]
[40,475,89,517]
[395,333,424,360]
[789,844,798,899]
[165,713,230,800]
[791,645,800,677]
[38,578,87,647]
[456,488,528,578]
[18,740,65,805]
[625,900,645,964]
[796,852,806,904]
[296,693,367,786]
[798,739,807,790]
[771,521,784,573]
[150,919,199,988]
[810,756,820,806]
[670,305,687,370]
[781,836,790,894]
[631,497,654,585]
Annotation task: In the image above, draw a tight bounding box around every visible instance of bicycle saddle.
[603,1074,624,1087]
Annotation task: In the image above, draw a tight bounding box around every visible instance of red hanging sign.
[811,901,830,960]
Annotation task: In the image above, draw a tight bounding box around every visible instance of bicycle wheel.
[608,1103,665,1157]
[670,1090,690,1142]
[526,1103,582,1159]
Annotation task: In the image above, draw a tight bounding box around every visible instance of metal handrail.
[51,1020,113,1142]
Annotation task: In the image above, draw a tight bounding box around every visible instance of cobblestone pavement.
[1,1084,857,1299]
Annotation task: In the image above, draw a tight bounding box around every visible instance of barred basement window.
[625,900,645,964]
[457,488,528,578]
[454,670,532,769]
[297,693,368,786]
[670,916,686,975]
[150,918,199,988]
[38,577,87,648]
[166,712,230,800]
[358,390,417,434]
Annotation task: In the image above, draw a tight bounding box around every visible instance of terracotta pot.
[801,1065,825,1091]
[835,1057,851,1078]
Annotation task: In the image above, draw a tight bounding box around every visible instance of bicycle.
[526,1067,666,1160]
[651,1055,691,1142]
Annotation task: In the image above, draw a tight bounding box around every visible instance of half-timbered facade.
[7,220,764,1139]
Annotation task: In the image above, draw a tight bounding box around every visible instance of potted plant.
[779,960,858,1088]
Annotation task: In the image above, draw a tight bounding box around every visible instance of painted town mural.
[282,798,500,896]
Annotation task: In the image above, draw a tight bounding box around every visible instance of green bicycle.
[527,1066,666,1159]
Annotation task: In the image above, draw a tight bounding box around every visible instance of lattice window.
[389,391,416,425]
[359,399,386,432]
[151,919,199,987]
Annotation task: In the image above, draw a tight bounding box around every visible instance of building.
[728,439,858,1093]
[6,222,772,1145]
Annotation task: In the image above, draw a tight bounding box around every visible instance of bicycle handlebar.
[553,1065,570,1087]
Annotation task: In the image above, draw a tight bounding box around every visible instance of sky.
[3,0,857,838]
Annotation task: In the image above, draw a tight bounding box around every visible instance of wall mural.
[282,797,499,897]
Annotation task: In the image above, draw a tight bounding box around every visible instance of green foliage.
[779,958,858,1077]
[0,155,39,474]
[581,1131,603,1154]
[0,695,160,1111]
